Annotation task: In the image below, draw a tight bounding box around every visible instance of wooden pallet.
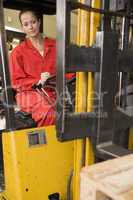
[80,154,133,200]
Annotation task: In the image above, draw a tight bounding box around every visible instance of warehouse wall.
[4,8,77,43]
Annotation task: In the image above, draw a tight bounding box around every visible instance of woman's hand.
[38,72,50,86]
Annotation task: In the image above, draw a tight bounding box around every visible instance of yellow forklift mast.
[0,0,133,200]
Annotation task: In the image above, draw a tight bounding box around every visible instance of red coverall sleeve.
[9,50,38,91]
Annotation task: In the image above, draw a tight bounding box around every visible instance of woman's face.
[20,11,40,38]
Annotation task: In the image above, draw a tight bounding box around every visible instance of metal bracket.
[67,45,100,73]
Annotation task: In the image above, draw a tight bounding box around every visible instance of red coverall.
[9,38,56,126]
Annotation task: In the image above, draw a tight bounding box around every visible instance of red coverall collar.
[25,37,55,57]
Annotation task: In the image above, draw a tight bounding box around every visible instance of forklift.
[0,0,133,200]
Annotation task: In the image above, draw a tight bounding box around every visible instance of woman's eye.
[23,23,28,27]
[32,20,36,24]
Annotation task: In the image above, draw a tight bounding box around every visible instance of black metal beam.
[67,45,100,73]
[118,49,133,72]
[3,0,56,14]
[94,31,118,145]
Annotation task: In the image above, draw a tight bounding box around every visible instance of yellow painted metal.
[0,126,73,200]
[85,0,101,166]
[73,0,100,199]
[89,0,101,46]
[73,2,90,199]
[128,129,133,149]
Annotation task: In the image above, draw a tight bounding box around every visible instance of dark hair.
[19,9,40,24]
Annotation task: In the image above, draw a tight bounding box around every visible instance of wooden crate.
[80,154,133,200]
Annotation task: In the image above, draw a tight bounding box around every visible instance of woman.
[9,9,56,126]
